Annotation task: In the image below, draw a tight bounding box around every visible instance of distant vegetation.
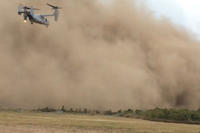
[122,108,200,124]
[17,107,200,124]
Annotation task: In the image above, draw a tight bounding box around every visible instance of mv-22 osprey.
[18,3,61,27]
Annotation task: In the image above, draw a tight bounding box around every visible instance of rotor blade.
[18,11,25,14]
[33,8,40,10]
[47,3,56,8]
[47,3,62,9]
[32,8,40,10]
[24,6,30,9]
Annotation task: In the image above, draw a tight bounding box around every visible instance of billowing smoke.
[0,0,200,109]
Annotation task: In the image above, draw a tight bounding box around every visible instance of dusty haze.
[0,0,200,109]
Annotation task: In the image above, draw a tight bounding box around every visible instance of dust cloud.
[0,0,200,109]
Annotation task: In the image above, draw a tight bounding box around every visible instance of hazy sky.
[99,0,200,38]
[146,0,200,38]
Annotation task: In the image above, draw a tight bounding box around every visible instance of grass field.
[0,111,199,133]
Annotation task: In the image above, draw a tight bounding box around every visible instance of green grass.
[0,111,199,133]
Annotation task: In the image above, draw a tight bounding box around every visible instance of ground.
[0,111,199,133]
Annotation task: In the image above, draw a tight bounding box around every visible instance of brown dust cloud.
[0,0,200,110]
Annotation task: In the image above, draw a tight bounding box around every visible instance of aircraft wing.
[41,14,54,17]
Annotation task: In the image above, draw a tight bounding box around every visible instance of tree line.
[35,106,200,124]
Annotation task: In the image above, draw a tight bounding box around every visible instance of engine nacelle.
[18,4,23,15]
[24,14,27,20]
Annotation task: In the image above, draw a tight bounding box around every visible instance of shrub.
[39,107,56,112]
[104,110,113,115]
[61,106,66,112]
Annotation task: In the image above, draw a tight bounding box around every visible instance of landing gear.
[29,19,33,24]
